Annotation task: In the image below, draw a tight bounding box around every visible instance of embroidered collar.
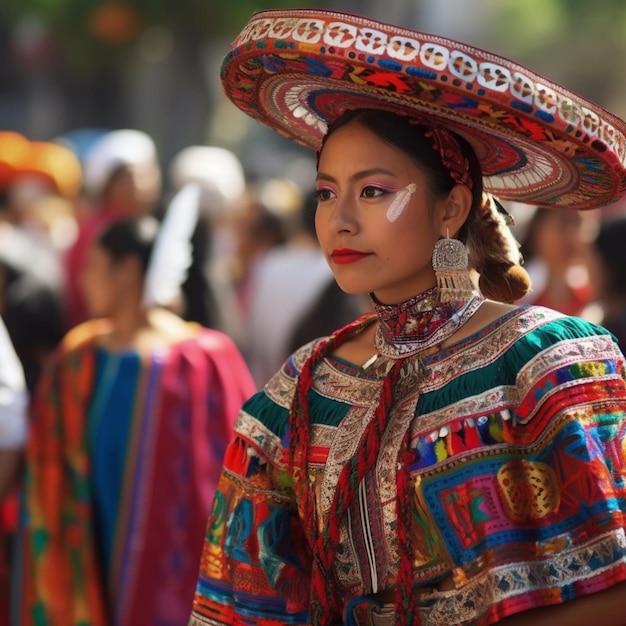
[372,286,484,359]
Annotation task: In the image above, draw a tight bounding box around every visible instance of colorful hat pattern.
[221,9,626,209]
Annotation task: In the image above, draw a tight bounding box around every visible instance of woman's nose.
[329,192,360,233]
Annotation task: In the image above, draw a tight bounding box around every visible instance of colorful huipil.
[189,305,626,625]
[20,319,256,626]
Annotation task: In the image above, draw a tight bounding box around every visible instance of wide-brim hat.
[221,9,626,210]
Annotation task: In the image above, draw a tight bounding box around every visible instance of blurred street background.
[2,0,626,180]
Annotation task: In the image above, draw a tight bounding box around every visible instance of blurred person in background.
[168,145,247,344]
[64,128,161,329]
[0,132,82,269]
[0,315,26,507]
[0,134,71,626]
[0,227,65,392]
[229,178,291,325]
[18,186,255,626]
[0,316,27,626]
[0,134,75,390]
[245,186,370,386]
[588,215,626,350]
[518,206,597,316]
[5,138,82,246]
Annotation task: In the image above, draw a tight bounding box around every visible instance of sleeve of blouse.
[189,395,312,626]
[418,318,626,626]
[506,323,626,612]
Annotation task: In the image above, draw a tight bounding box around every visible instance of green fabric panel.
[418,315,615,414]
[308,390,352,427]
[242,391,291,438]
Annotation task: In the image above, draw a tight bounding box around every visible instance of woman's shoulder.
[237,338,326,439]
[57,318,111,355]
[472,301,616,346]
[481,304,624,378]
[450,302,622,377]
[282,337,325,378]
[265,338,322,398]
[507,305,617,348]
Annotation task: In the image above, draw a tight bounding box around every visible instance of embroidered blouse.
[189,306,626,625]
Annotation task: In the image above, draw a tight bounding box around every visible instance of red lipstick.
[331,248,372,264]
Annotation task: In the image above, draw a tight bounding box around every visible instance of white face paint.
[385,182,417,223]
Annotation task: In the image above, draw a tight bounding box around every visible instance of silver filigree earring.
[431,230,475,303]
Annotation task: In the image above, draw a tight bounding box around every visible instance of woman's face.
[315,119,445,304]
[531,210,587,269]
[105,163,160,216]
[80,243,124,318]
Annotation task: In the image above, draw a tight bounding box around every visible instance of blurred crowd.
[0,128,370,388]
[1,126,626,623]
[0,127,369,625]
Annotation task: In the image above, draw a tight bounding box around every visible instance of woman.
[189,9,626,626]
[20,201,256,625]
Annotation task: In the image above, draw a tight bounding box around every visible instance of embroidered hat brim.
[221,9,626,210]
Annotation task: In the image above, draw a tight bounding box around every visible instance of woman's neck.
[371,286,484,358]
[106,302,150,349]
[102,306,196,353]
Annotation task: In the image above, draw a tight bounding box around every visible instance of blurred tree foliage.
[2,0,625,137]
[484,0,626,107]
[4,0,625,87]
[0,0,325,74]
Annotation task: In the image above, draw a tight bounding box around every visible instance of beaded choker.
[372,286,484,359]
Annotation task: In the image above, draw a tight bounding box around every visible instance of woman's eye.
[315,188,335,202]
[361,185,388,199]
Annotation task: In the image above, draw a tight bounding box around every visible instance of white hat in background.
[83,129,158,198]
[169,146,245,216]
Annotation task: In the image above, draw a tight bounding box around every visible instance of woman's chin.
[332,279,371,296]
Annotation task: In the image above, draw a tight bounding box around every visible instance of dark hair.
[180,211,229,331]
[1,268,64,391]
[96,215,159,274]
[246,200,288,245]
[320,109,531,303]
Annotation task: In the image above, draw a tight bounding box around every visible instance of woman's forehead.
[318,128,422,182]
[320,122,398,160]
